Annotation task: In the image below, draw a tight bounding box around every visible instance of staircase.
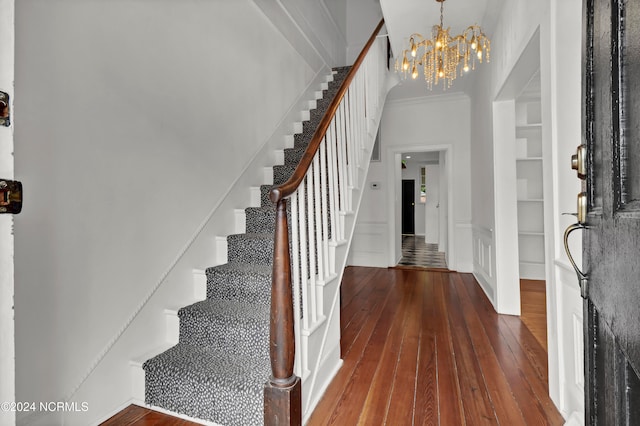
[142,68,351,426]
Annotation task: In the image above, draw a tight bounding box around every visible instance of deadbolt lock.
[571,144,587,180]
[0,179,23,214]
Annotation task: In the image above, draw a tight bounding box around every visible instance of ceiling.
[379,0,505,99]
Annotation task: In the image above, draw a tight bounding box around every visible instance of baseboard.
[473,270,495,307]
[303,349,343,423]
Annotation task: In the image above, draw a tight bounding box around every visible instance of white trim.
[454,223,474,272]
[472,225,495,303]
[386,144,454,269]
[385,92,469,107]
[303,357,343,424]
[492,99,522,316]
[253,0,335,69]
[319,0,347,52]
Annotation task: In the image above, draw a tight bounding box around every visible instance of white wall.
[469,0,584,419]
[470,1,547,305]
[13,1,345,424]
[350,94,473,271]
[548,0,584,420]
[323,0,347,48]
[346,0,384,63]
[0,1,15,425]
[258,0,347,67]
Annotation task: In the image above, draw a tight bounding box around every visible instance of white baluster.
[335,103,346,239]
[313,153,324,284]
[327,119,339,249]
[297,181,309,331]
[319,137,330,279]
[306,162,317,324]
[290,191,303,375]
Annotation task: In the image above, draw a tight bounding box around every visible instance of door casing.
[386,144,453,268]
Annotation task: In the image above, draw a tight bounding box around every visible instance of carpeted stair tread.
[144,343,269,383]
[226,232,274,265]
[260,184,276,207]
[179,298,269,322]
[284,146,308,165]
[144,343,269,426]
[205,261,272,277]
[205,263,271,305]
[273,164,297,185]
[178,299,270,358]
[227,231,273,241]
[245,206,276,234]
[292,69,350,149]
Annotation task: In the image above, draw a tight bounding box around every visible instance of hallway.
[307,266,563,425]
[397,235,448,269]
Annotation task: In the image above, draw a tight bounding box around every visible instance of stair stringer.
[299,84,391,421]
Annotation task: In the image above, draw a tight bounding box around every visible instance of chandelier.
[395,0,491,90]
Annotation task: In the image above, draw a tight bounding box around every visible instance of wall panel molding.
[253,0,345,69]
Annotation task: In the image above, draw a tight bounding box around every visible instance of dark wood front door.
[402,179,415,234]
[583,0,640,423]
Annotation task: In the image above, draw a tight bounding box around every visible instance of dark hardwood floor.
[100,404,201,425]
[307,267,563,425]
[520,279,548,351]
[105,267,562,426]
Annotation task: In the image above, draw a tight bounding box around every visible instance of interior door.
[401,179,415,234]
[424,165,440,244]
[582,0,640,422]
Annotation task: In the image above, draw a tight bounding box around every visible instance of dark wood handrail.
[269,18,385,204]
[264,20,385,425]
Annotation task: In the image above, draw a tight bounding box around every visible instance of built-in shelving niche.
[515,75,545,279]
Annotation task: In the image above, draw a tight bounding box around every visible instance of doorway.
[492,17,584,420]
[387,145,453,269]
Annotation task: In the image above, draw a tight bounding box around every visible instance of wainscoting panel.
[348,222,388,267]
[554,259,584,419]
[472,225,496,305]
[454,223,474,272]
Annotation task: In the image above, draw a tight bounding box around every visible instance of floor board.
[521,279,548,350]
[307,267,564,425]
[100,405,201,426]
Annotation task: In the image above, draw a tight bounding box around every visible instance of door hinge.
[0,179,22,214]
[0,91,9,127]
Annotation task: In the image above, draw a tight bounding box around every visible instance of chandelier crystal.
[395,0,491,90]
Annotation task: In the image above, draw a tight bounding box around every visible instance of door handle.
[563,192,588,297]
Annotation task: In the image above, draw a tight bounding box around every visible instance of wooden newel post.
[264,198,301,425]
